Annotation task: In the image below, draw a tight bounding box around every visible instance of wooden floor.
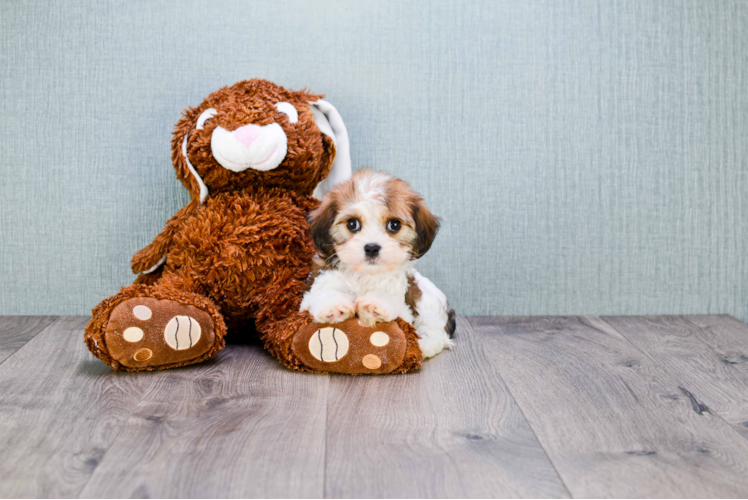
[1,316,748,498]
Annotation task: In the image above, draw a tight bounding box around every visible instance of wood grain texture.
[0,316,159,498]
[78,344,329,499]
[470,316,748,498]
[4,314,748,498]
[602,315,748,440]
[0,315,56,364]
[323,317,569,498]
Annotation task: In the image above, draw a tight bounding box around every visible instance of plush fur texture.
[84,79,423,374]
[300,169,455,359]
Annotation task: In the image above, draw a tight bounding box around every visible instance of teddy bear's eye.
[275,102,299,124]
[196,108,217,130]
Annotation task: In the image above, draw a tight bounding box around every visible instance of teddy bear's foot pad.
[105,298,216,369]
[293,318,407,374]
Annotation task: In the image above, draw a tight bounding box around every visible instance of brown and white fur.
[300,169,455,358]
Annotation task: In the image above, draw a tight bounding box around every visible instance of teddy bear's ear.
[310,100,351,199]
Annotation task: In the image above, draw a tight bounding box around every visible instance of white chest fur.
[337,267,408,297]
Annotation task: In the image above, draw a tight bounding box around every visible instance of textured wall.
[1,0,747,320]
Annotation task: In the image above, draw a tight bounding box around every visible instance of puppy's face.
[309,170,440,274]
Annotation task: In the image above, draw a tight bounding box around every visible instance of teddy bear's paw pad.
[105,298,216,369]
[293,319,407,374]
[308,327,349,362]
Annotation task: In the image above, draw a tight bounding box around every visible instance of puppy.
[300,169,455,358]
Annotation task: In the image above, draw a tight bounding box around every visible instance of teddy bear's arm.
[130,199,199,275]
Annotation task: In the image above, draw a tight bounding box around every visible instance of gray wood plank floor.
[324,318,568,498]
[471,316,748,498]
[1,315,748,498]
[602,315,748,440]
[0,316,56,364]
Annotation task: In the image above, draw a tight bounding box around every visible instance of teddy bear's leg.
[286,315,423,374]
[252,271,423,374]
[85,280,227,372]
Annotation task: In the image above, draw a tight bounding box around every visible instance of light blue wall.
[1,0,747,320]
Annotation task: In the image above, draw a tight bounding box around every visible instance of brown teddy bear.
[84,79,423,374]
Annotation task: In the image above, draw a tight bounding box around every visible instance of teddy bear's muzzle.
[210,122,288,172]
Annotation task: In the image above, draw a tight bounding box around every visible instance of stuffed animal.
[84,79,423,374]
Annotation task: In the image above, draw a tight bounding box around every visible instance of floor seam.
[466,316,575,499]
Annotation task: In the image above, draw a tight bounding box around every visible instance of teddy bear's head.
[171,79,350,202]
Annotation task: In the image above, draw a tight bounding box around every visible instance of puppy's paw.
[418,337,454,359]
[311,299,356,324]
[355,296,396,327]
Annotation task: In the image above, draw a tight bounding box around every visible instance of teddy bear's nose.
[233,124,262,148]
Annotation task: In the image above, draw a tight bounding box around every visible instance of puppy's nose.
[233,123,262,147]
[364,243,381,258]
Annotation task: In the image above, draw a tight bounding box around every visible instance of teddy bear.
[84,79,423,374]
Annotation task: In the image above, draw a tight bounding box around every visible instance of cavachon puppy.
[301,169,456,358]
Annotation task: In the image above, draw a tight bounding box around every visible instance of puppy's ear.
[411,199,441,258]
[307,198,339,258]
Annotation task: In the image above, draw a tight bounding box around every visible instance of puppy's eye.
[386,219,401,233]
[274,102,299,124]
[347,218,361,233]
[196,108,217,130]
